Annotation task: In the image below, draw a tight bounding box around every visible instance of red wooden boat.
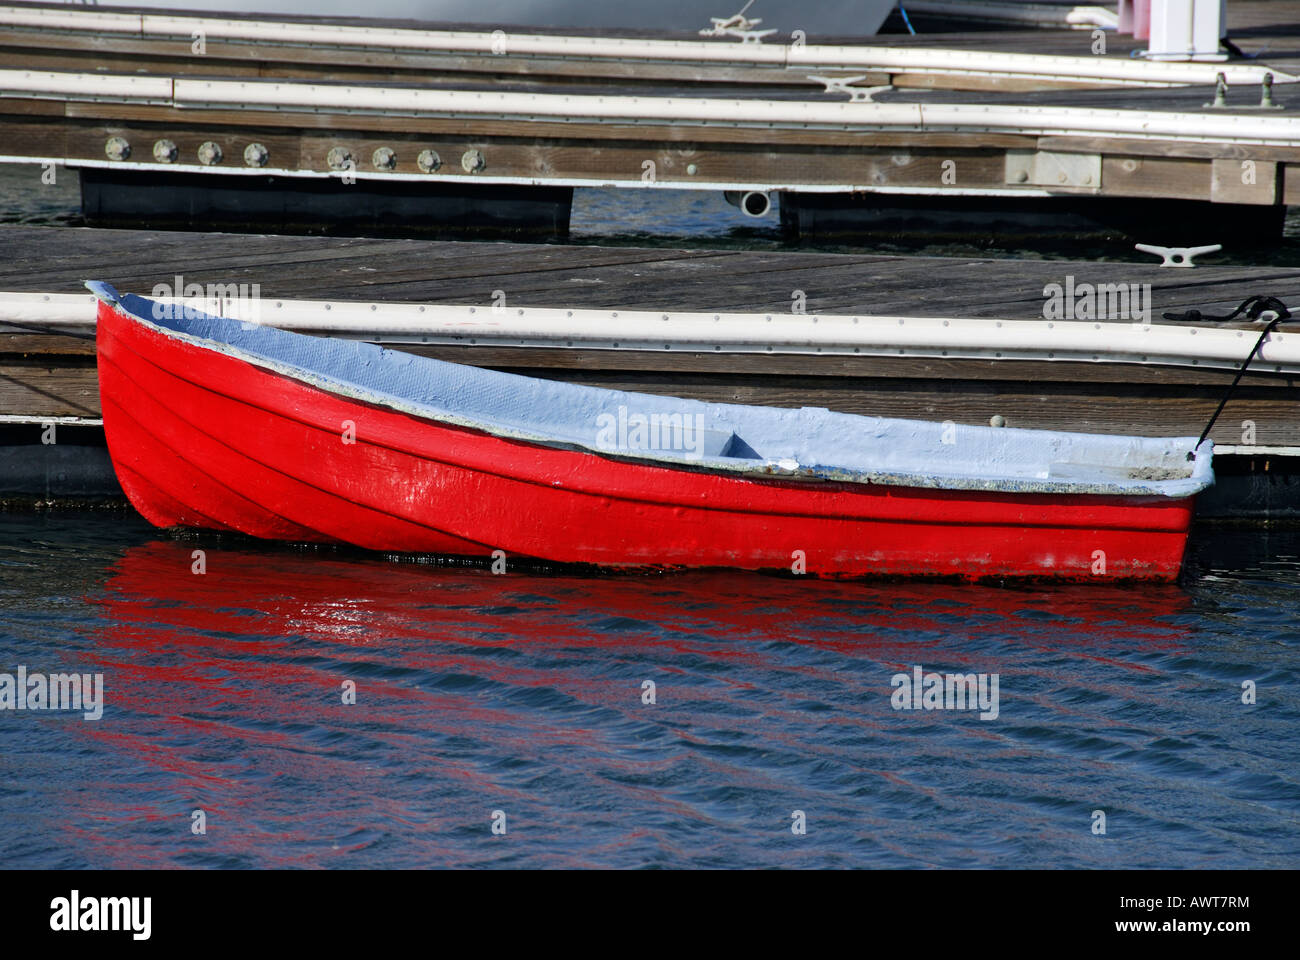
[89,282,1213,580]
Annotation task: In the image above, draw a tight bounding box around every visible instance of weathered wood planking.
[5,361,1298,445]
[2,4,1299,213]
[8,333,1298,389]
[0,35,886,90]
[23,105,1035,150]
[3,0,1297,90]
[2,225,1298,443]
[4,225,1299,317]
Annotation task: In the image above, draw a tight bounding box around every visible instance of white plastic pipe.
[900,2,1118,29]
[156,77,1300,145]
[0,69,173,102]
[4,70,1297,147]
[5,291,1298,374]
[0,4,1289,86]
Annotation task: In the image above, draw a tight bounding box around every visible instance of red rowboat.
[89,282,1213,580]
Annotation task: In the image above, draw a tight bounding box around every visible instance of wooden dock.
[2,222,1298,431]
[3,4,1300,518]
[2,2,1299,241]
[3,223,1298,518]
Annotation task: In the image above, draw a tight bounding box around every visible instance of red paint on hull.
[96,301,1197,580]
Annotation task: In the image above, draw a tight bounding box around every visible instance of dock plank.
[1,225,1296,318]
[2,224,1298,445]
[4,3,1299,210]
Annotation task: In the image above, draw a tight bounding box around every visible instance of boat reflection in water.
[61,535,1237,869]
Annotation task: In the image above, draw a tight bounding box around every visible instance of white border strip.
[1214,444,1300,455]
[6,291,1297,374]
[0,413,102,425]
[0,4,1285,87]
[904,2,1118,29]
[0,156,1060,196]
[3,69,1298,147]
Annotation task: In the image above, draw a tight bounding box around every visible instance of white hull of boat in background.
[54,0,901,37]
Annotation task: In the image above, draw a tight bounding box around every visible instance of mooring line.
[1162,295,1294,456]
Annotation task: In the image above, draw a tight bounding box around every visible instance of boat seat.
[712,430,762,460]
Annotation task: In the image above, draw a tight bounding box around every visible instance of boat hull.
[96,299,1197,580]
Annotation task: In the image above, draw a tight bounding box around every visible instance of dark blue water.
[1,511,1296,868]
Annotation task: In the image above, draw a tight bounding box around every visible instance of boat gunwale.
[89,282,1215,500]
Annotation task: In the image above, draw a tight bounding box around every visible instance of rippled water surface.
[1,511,1296,868]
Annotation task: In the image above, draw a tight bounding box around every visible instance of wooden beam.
[1211,157,1279,204]
[4,359,1296,445]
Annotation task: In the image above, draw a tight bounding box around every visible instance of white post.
[1148,0,1227,60]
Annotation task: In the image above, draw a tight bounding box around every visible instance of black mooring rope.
[1162,294,1291,325]
[1162,296,1293,458]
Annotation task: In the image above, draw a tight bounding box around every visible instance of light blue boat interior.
[89,281,1214,498]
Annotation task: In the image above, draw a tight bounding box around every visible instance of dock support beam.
[779,192,1286,246]
[79,170,574,241]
